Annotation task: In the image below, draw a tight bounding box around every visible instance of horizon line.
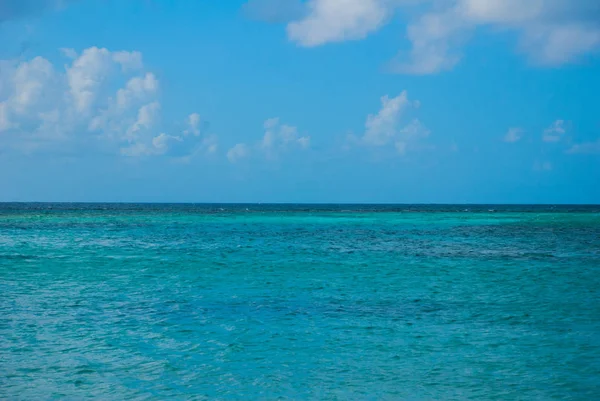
[1,202,599,206]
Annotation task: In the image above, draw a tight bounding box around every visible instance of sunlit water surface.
[1,204,599,399]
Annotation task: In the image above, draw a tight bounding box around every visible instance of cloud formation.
[0,47,215,158]
[118,111,218,159]
[260,117,310,155]
[543,120,566,142]
[260,0,600,73]
[226,118,310,163]
[567,139,600,154]
[351,91,429,154]
[227,143,249,163]
[504,127,524,143]
[395,0,600,74]
[287,0,390,47]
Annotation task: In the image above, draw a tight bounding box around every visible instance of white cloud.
[127,108,219,162]
[120,142,156,157]
[520,24,600,65]
[464,0,600,65]
[274,0,600,73]
[0,56,63,142]
[227,143,249,163]
[36,109,64,141]
[124,101,161,141]
[0,102,13,131]
[60,48,77,60]
[399,118,430,139]
[0,47,214,160]
[297,136,310,149]
[121,132,185,158]
[567,139,600,154]
[66,47,143,114]
[287,0,391,47]
[186,113,201,136]
[407,1,600,73]
[226,118,309,163]
[543,120,566,142]
[120,111,218,159]
[459,0,543,24]
[112,50,144,71]
[392,8,465,75]
[364,92,411,146]
[0,60,15,100]
[120,111,219,159]
[202,135,219,155]
[264,117,279,130]
[395,141,407,154]
[504,127,524,143]
[152,133,182,154]
[122,132,217,159]
[12,56,56,114]
[358,91,428,154]
[116,73,158,110]
[260,117,310,154]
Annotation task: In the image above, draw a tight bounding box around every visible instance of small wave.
[0,253,40,260]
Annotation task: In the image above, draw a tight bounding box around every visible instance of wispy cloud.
[252,0,600,74]
[543,120,566,142]
[567,139,600,154]
[348,91,430,155]
[226,117,310,163]
[504,127,524,143]
[227,143,249,163]
[287,0,391,47]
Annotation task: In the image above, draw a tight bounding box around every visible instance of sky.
[0,0,599,203]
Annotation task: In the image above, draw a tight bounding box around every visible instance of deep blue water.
[1,204,600,400]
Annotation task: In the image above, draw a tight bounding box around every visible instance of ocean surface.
[1,203,600,400]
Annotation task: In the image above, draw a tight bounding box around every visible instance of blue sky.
[0,0,599,203]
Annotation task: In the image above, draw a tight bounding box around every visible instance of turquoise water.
[1,204,600,400]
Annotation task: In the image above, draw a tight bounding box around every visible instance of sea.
[1,203,599,400]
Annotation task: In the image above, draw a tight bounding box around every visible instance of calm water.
[1,204,600,400]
